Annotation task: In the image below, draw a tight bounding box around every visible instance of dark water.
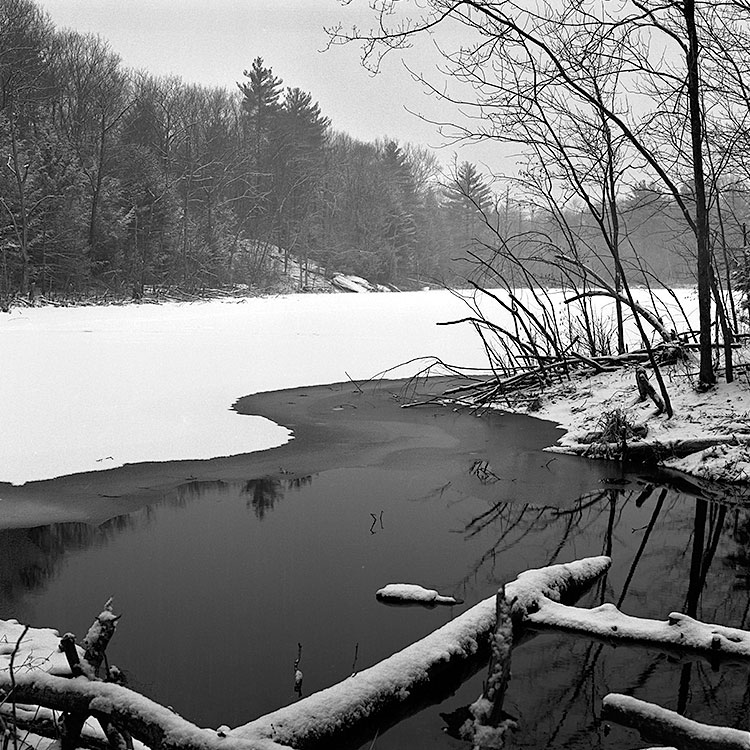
[2,409,750,748]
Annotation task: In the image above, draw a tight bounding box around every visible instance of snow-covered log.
[231,556,610,750]
[375,583,461,606]
[0,558,608,750]
[0,672,289,750]
[525,600,750,663]
[602,694,750,750]
[547,435,750,464]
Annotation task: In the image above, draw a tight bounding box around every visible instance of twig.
[344,371,364,394]
[9,626,29,750]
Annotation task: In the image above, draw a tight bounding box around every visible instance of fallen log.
[231,556,610,750]
[602,694,750,750]
[547,435,750,463]
[0,674,288,750]
[1,558,609,750]
[525,600,750,664]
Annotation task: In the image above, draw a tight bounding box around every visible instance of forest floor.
[499,349,750,485]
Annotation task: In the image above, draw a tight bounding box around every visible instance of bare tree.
[329,0,750,387]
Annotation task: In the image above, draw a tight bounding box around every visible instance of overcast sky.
[37,0,504,168]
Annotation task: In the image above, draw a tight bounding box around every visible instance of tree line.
[4,0,732,305]
[0,0,489,300]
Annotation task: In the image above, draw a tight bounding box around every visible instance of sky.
[37,0,504,169]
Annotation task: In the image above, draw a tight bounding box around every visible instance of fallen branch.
[0,674,287,750]
[232,557,610,750]
[525,600,750,664]
[602,694,750,750]
[547,435,750,463]
[0,558,609,750]
[564,289,675,342]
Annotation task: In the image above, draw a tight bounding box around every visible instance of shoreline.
[3,365,748,532]
[496,360,750,486]
[0,378,570,530]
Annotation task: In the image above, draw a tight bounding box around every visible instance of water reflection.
[430,474,750,750]
[243,478,285,519]
[0,475,313,606]
[3,458,750,748]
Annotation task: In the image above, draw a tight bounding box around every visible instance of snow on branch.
[232,556,610,750]
[525,599,750,663]
[0,671,289,750]
[602,694,750,750]
[0,558,609,750]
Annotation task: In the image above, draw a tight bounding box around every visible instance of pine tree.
[275,87,329,271]
[238,58,283,240]
[442,160,494,254]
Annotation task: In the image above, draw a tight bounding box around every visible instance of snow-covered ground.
[1,286,746,487]
[504,348,750,483]
[0,291,490,485]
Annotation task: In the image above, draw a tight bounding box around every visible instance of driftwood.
[548,435,750,463]
[602,694,750,750]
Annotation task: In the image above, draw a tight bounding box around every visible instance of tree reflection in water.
[0,474,314,606]
[439,474,750,749]
[3,462,750,748]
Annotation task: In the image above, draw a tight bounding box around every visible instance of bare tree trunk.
[684,0,715,387]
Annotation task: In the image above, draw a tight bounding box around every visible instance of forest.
[0,0,728,304]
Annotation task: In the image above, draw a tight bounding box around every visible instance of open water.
[2,397,749,749]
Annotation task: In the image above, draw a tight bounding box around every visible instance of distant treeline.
[0,0,480,298]
[0,0,725,301]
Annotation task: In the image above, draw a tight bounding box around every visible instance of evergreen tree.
[238,58,283,238]
[380,140,418,280]
[275,87,329,270]
[442,160,494,255]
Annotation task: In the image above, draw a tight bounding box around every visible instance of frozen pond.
[2,387,748,749]
[1,289,742,749]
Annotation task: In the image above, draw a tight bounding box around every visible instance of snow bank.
[665,443,750,483]
[0,618,73,677]
[3,286,741,486]
[505,356,750,484]
[0,291,489,485]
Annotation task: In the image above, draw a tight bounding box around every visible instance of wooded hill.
[0,0,729,304]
